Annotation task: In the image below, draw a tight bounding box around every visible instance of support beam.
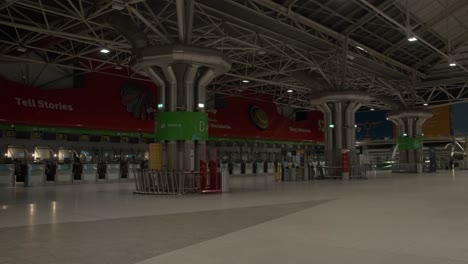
[176,0,186,43]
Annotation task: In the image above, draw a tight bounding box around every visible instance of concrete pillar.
[310,92,372,178]
[387,110,432,171]
[133,45,231,171]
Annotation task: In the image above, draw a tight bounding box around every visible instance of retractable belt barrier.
[134,170,201,195]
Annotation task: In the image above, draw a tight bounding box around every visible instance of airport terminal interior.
[2,0,468,263]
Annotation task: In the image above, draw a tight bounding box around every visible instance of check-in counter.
[82,164,97,183]
[128,164,140,179]
[56,164,72,184]
[245,163,253,174]
[268,162,275,173]
[107,164,120,181]
[0,164,14,187]
[233,163,241,175]
[29,164,45,186]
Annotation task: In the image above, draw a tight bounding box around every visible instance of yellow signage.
[149,143,163,170]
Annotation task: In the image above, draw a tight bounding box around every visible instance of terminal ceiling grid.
[1,0,468,110]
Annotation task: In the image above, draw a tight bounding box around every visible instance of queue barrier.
[350,165,369,179]
[315,165,369,180]
[134,170,201,195]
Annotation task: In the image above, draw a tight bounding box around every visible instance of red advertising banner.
[0,76,324,142]
[208,96,324,142]
[0,75,157,133]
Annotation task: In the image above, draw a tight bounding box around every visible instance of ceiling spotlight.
[356,46,366,52]
[242,79,250,83]
[286,89,293,93]
[16,46,27,52]
[370,108,375,111]
[408,37,417,42]
[449,62,457,67]
[100,48,110,54]
[423,103,428,106]
[198,103,205,108]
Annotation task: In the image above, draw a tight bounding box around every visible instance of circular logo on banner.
[121,82,155,120]
[248,105,269,130]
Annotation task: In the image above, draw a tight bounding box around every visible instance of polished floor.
[1,171,468,264]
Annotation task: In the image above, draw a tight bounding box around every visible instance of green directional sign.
[398,136,423,150]
[155,112,208,140]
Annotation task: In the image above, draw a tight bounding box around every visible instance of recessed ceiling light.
[423,103,428,106]
[370,108,375,111]
[408,37,417,42]
[198,103,205,108]
[100,48,110,54]
[449,62,457,67]
[16,46,27,52]
[286,89,293,93]
[242,79,250,83]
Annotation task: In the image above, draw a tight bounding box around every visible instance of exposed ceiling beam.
[248,0,424,77]
[383,0,468,56]
[358,0,468,75]
[343,0,397,35]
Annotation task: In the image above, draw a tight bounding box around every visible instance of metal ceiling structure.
[1,0,468,110]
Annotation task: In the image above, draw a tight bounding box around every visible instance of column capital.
[131,44,231,74]
[310,90,371,105]
[387,109,433,120]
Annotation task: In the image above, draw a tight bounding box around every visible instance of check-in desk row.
[229,162,275,175]
[0,164,140,187]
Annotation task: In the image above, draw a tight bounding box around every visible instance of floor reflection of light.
[51,201,57,224]
[29,203,35,226]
